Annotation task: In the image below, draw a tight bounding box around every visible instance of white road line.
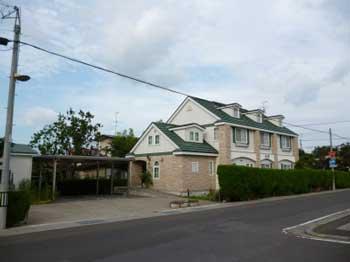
[282,209,350,232]
[282,209,350,245]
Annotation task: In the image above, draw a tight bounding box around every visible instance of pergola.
[33,155,131,200]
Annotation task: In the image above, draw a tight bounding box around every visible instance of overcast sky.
[0,0,349,151]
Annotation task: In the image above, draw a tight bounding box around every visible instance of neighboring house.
[0,143,37,188]
[98,134,115,156]
[127,96,299,195]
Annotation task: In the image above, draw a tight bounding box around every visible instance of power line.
[284,121,350,140]
[2,38,349,142]
[302,138,349,142]
[294,120,350,126]
[16,40,191,97]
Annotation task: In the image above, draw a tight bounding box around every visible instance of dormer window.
[195,132,199,141]
[243,109,264,123]
[233,107,240,118]
[257,113,263,123]
[266,115,285,127]
[218,103,241,118]
[189,131,200,142]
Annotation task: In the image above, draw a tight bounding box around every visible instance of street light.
[14,74,30,82]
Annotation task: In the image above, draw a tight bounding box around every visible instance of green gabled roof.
[0,138,37,155]
[11,143,37,155]
[153,122,218,154]
[190,96,297,136]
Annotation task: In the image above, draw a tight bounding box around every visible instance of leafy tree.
[110,128,138,157]
[295,149,317,169]
[30,109,102,155]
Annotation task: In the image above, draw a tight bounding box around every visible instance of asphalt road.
[1,190,350,262]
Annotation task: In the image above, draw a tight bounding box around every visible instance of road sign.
[329,158,337,168]
[328,151,336,158]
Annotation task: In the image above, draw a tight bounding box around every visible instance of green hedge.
[7,191,31,227]
[57,178,128,195]
[218,165,350,201]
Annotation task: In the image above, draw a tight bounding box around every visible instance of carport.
[32,155,131,200]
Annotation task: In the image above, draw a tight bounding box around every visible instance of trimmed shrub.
[7,190,31,227]
[218,165,350,201]
[57,178,128,195]
[138,171,153,188]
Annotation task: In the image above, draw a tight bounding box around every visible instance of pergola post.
[52,159,57,200]
[110,162,114,195]
[38,162,43,201]
[96,161,100,196]
[126,163,130,197]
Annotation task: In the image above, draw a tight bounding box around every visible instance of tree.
[30,109,102,155]
[295,149,316,169]
[111,128,138,157]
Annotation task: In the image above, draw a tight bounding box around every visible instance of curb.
[283,209,350,244]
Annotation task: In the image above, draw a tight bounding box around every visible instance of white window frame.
[155,134,160,145]
[148,136,153,145]
[208,161,215,175]
[281,136,291,150]
[257,113,263,123]
[191,162,199,173]
[235,128,248,145]
[153,161,160,179]
[194,132,199,142]
[233,107,240,118]
[189,131,194,141]
[260,132,270,148]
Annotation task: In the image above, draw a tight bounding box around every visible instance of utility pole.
[329,128,336,191]
[0,6,21,229]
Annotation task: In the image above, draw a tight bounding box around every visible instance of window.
[155,135,160,145]
[153,161,160,179]
[280,161,293,170]
[233,108,240,118]
[208,161,215,175]
[189,131,194,141]
[235,128,248,144]
[192,162,199,173]
[261,163,271,168]
[257,114,263,123]
[214,128,218,140]
[281,136,291,150]
[261,160,272,169]
[195,132,199,142]
[148,136,153,145]
[260,132,270,148]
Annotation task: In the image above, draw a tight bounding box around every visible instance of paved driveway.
[28,190,207,226]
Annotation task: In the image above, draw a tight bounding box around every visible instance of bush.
[139,171,153,188]
[7,190,31,227]
[57,178,128,195]
[218,165,350,201]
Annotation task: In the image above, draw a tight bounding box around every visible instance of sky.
[0,0,349,152]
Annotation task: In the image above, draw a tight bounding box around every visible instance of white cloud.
[0,0,349,150]
[21,106,57,127]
